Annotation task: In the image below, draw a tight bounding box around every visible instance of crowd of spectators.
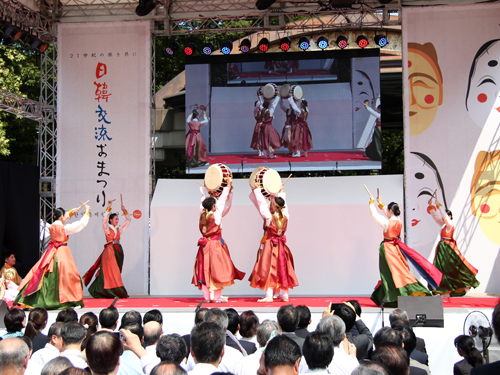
[1,300,499,375]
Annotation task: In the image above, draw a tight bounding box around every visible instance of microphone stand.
[380,296,388,327]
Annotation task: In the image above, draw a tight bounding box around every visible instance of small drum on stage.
[262,83,279,100]
[250,166,282,199]
[289,85,303,101]
[280,84,291,99]
[205,163,233,198]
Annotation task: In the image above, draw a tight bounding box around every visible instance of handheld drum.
[204,163,233,198]
[289,85,303,101]
[251,166,282,199]
[280,84,291,99]
[262,83,279,100]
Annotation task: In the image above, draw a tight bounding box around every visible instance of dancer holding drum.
[186,108,209,168]
[279,84,296,154]
[192,165,245,302]
[290,99,313,157]
[259,102,282,159]
[250,99,264,157]
[248,169,299,302]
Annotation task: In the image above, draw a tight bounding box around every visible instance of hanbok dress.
[370,202,442,306]
[192,187,245,292]
[0,264,21,303]
[186,113,208,168]
[428,205,479,296]
[248,190,299,292]
[259,108,282,153]
[279,99,296,153]
[250,101,263,151]
[83,210,131,298]
[16,212,89,309]
[291,108,313,153]
[363,105,382,161]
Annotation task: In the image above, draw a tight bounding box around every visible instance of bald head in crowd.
[144,321,163,347]
[86,331,122,375]
[151,362,187,375]
[0,337,30,375]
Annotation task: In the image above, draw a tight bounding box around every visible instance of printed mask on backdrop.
[466,39,500,128]
[408,43,443,136]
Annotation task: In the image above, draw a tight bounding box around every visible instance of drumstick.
[282,174,293,186]
[363,185,373,197]
[197,181,203,186]
[77,200,90,210]
[120,194,123,207]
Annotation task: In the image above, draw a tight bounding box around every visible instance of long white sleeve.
[369,203,389,232]
[438,205,454,232]
[365,106,381,119]
[254,189,272,226]
[428,206,444,228]
[214,187,230,225]
[64,214,90,235]
[186,113,193,123]
[279,98,289,112]
[222,191,233,217]
[288,97,301,117]
[103,210,110,235]
[249,191,260,211]
[200,187,209,213]
[118,213,132,234]
[199,115,208,126]
[268,96,280,117]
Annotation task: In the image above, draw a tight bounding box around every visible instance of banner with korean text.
[57,21,150,296]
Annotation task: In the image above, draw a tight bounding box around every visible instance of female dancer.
[259,102,282,159]
[249,185,299,302]
[15,204,91,309]
[290,99,313,157]
[428,196,479,296]
[186,109,208,168]
[279,97,296,155]
[368,190,442,306]
[192,181,245,302]
[83,200,131,298]
[250,100,263,157]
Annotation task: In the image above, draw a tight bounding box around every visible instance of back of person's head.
[454,335,483,368]
[194,308,209,325]
[4,308,26,333]
[374,327,402,349]
[156,334,188,364]
[239,310,259,339]
[264,335,301,372]
[0,337,30,373]
[86,331,123,375]
[47,321,65,343]
[317,315,345,347]
[144,309,163,325]
[25,307,48,340]
[371,344,409,375]
[277,305,299,332]
[121,310,142,326]
[391,322,416,356]
[256,320,281,348]
[119,322,144,341]
[203,308,229,331]
[59,368,89,375]
[80,312,99,338]
[493,300,500,341]
[151,362,187,375]
[41,357,74,375]
[56,308,78,323]
[295,306,311,329]
[303,332,334,370]
[144,321,163,346]
[224,308,240,335]
[389,308,409,326]
[99,307,119,330]
[345,300,362,317]
[353,360,390,375]
[190,321,225,364]
[388,202,401,216]
[19,335,33,352]
[333,304,356,332]
[61,322,87,346]
[202,198,216,211]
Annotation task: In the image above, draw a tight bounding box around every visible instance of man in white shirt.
[302,332,333,375]
[61,322,88,370]
[144,321,163,358]
[188,322,225,375]
[30,322,65,367]
[264,335,301,375]
[0,338,30,375]
[99,306,119,332]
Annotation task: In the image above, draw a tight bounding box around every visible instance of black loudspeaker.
[398,296,444,328]
[0,300,9,329]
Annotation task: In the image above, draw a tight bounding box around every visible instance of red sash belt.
[196,234,223,286]
[269,235,288,289]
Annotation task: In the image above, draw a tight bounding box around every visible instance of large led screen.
[185,49,381,173]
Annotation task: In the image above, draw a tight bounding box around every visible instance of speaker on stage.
[398,296,444,328]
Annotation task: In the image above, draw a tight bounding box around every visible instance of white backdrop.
[150,175,403,296]
[57,21,151,295]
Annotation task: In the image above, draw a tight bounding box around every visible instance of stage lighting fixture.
[165,41,179,55]
[135,0,157,16]
[374,34,388,48]
[239,39,251,53]
[258,38,269,52]
[298,36,310,51]
[256,0,276,10]
[317,36,329,50]
[202,42,215,55]
[356,34,368,48]
[221,40,233,55]
[336,35,348,49]
[184,43,197,56]
[280,37,291,52]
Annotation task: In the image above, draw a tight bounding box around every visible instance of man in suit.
[389,308,428,365]
[277,305,305,352]
[334,303,373,361]
[295,305,311,339]
[182,308,209,356]
[471,300,500,375]
[224,308,257,354]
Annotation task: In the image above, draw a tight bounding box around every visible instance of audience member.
[19,335,42,375]
[391,322,427,375]
[151,362,187,375]
[371,344,410,375]
[99,307,119,332]
[352,360,390,375]
[264,335,301,375]
[295,305,311,339]
[40,357,73,375]
[144,309,164,325]
[471,299,500,374]
[59,368,88,375]
[61,322,89,370]
[302,332,333,373]
[144,321,164,358]
[157,334,188,364]
[189,321,226,375]
[86,331,122,375]
[31,322,65,367]
[454,335,483,375]
[3,308,26,338]
[182,308,209,356]
[56,309,78,324]
[335,303,373,360]
[225,308,257,354]
[0,337,30,375]
[373,327,402,349]
[121,310,143,326]
[80,312,99,350]
[118,322,145,375]
[389,308,426,354]
[239,311,259,345]
[277,305,305,351]
[24,308,48,352]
